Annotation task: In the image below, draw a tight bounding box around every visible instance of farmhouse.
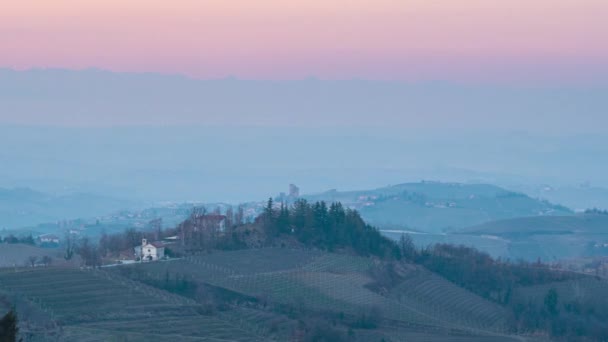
[134,238,165,261]
[37,234,60,244]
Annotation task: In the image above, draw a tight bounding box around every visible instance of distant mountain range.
[0,187,139,229]
[305,181,573,233]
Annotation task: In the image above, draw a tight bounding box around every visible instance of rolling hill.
[0,248,535,341]
[0,187,139,229]
[305,182,573,233]
[454,213,608,261]
[460,213,608,236]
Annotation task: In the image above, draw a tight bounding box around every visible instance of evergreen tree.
[544,288,559,315]
[0,309,19,342]
[258,200,397,259]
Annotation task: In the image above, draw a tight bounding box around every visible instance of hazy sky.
[2,0,607,83]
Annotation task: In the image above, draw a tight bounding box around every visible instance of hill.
[2,199,607,340]
[0,267,267,341]
[453,213,608,261]
[305,182,572,233]
[0,187,139,229]
[0,249,529,341]
[460,213,608,236]
[110,249,522,341]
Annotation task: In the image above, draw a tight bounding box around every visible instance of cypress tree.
[0,309,19,342]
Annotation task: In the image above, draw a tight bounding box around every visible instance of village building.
[37,234,60,244]
[162,235,179,242]
[134,238,165,261]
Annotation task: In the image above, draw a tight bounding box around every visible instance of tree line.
[0,235,34,245]
[260,199,399,259]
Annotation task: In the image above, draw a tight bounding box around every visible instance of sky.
[1,0,607,83]
[0,2,608,205]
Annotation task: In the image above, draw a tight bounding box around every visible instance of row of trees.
[25,256,52,268]
[1,235,34,245]
[58,234,102,267]
[396,238,581,305]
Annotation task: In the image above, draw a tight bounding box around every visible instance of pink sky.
[1,0,607,82]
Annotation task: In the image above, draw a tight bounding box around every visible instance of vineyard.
[0,248,548,341]
[389,269,509,331]
[115,248,523,340]
[0,267,269,341]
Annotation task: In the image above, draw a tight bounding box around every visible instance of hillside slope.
[0,268,268,341]
[454,213,608,260]
[460,213,608,236]
[305,182,572,232]
[112,248,526,341]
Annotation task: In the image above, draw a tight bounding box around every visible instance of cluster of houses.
[38,234,60,244]
[32,213,230,263]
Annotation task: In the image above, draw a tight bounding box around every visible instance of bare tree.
[235,205,245,226]
[99,229,109,257]
[149,218,163,240]
[42,255,52,267]
[64,232,75,260]
[27,256,38,267]
[78,237,101,268]
[124,228,141,248]
[225,206,234,229]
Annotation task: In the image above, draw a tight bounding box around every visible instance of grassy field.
[0,244,64,267]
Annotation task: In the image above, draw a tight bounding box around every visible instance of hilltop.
[305,182,572,233]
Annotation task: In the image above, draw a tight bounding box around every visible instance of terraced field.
[0,268,267,341]
[0,249,533,341]
[389,269,509,331]
[122,248,523,340]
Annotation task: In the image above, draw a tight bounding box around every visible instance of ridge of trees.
[259,199,400,259]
